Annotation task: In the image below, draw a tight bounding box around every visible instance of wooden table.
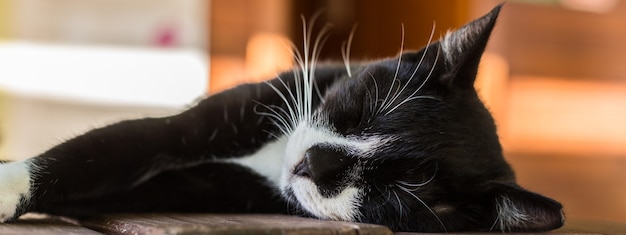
[1,213,624,235]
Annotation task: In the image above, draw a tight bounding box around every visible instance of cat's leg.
[37,162,290,218]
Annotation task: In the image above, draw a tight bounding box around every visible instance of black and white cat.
[0,5,564,232]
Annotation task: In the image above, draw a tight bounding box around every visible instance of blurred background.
[1,0,625,226]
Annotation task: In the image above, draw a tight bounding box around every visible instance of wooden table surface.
[1,213,625,235]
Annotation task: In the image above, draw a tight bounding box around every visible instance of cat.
[0,4,564,232]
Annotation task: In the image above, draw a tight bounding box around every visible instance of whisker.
[341,24,358,78]
[384,46,441,116]
[263,78,298,130]
[392,190,404,220]
[287,11,331,128]
[385,22,437,114]
[379,24,405,115]
[254,11,331,135]
[407,22,436,86]
[367,72,381,119]
[253,103,292,135]
[489,215,500,232]
[371,185,393,211]
[262,129,282,141]
[312,77,325,105]
[307,23,332,123]
[382,79,402,115]
[397,184,448,232]
[362,80,375,121]
[395,164,438,190]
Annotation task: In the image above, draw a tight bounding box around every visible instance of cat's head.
[279,5,564,232]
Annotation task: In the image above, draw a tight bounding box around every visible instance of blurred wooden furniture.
[3,213,626,235]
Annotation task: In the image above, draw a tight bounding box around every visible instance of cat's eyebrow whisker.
[384,46,441,116]
[386,23,437,113]
[379,24,405,116]
[382,81,404,116]
[382,23,437,117]
[407,22,437,88]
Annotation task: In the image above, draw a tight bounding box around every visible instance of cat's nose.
[294,145,356,185]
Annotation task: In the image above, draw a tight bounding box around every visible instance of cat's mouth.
[284,167,363,221]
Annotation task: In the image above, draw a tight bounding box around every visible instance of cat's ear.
[438,4,502,88]
[485,182,565,232]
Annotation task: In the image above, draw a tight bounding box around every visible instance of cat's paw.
[0,161,32,222]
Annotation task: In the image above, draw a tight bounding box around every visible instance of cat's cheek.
[0,160,33,222]
[289,177,362,222]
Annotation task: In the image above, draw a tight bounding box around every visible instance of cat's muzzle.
[293,145,358,197]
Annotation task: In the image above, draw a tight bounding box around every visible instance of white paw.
[0,161,32,222]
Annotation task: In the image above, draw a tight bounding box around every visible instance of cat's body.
[0,5,564,232]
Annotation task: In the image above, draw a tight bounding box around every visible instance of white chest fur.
[0,160,33,222]
[224,138,287,188]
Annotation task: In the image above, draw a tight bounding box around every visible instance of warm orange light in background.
[475,53,509,126]
[560,0,618,13]
[245,33,293,83]
[209,33,293,94]
[477,51,626,157]
[503,77,626,156]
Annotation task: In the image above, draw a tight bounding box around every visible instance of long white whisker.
[283,41,307,124]
[267,104,295,127]
[253,102,292,135]
[342,24,358,78]
[273,77,300,124]
[295,11,330,126]
[406,22,436,86]
[264,78,298,130]
[253,100,293,129]
[386,23,437,114]
[384,46,441,116]
[379,24,406,115]
[256,11,331,135]
[313,78,325,105]
[308,23,332,123]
